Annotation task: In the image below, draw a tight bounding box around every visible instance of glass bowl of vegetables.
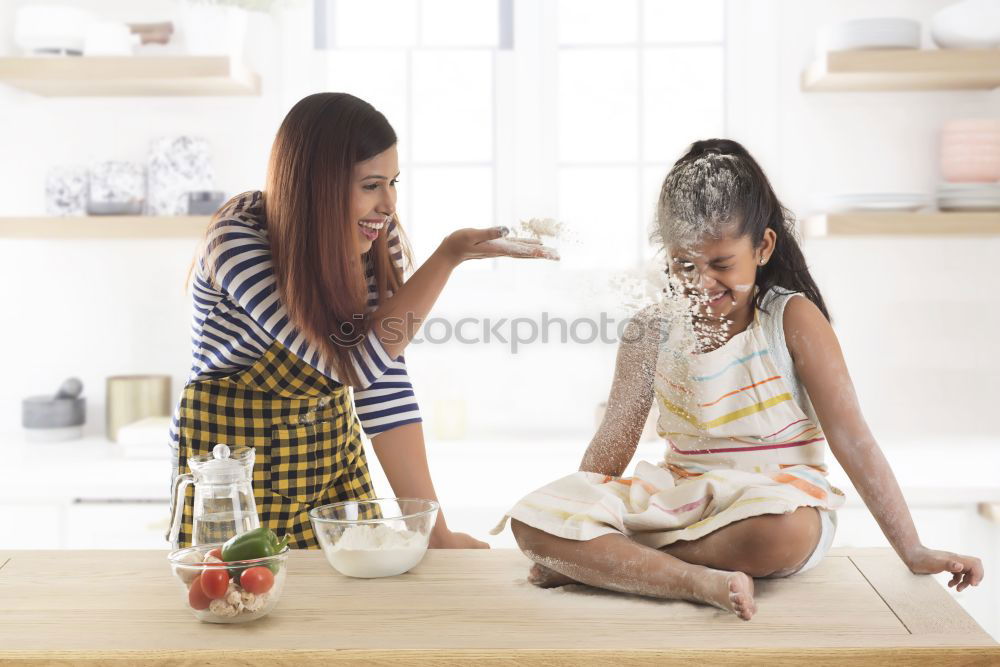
[167,527,289,623]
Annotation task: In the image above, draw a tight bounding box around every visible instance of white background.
[0,0,998,637]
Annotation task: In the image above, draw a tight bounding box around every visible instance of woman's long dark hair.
[653,138,830,321]
[200,92,410,386]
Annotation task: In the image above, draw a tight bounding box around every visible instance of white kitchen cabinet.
[0,434,171,549]
[0,502,63,549]
[64,500,171,549]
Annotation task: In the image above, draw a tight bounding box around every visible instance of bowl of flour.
[308,498,439,578]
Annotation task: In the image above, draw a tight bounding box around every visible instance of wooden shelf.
[803,212,1000,237]
[0,56,260,96]
[0,216,209,239]
[802,49,1000,91]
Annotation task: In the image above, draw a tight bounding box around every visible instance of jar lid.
[190,443,253,483]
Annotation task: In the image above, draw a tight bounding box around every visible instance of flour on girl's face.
[650,153,762,353]
[612,262,733,357]
[611,261,735,421]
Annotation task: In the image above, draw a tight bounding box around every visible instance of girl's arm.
[579,306,660,476]
[784,296,983,591]
[369,421,489,549]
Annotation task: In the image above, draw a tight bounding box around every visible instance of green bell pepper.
[221,526,288,577]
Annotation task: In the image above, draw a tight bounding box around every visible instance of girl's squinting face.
[668,225,775,321]
[350,144,399,254]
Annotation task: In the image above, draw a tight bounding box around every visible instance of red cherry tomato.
[207,547,223,561]
[240,566,274,594]
[199,568,230,599]
[188,575,212,610]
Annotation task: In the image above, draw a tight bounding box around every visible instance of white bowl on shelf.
[931,0,1000,49]
[817,18,921,54]
[13,6,96,55]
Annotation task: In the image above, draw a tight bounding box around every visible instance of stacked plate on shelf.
[937,183,1000,211]
[818,193,929,213]
[816,18,921,55]
[938,118,1000,211]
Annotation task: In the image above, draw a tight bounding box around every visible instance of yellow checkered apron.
[173,340,375,549]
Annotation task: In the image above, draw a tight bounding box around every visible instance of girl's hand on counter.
[437,227,558,264]
[429,530,490,549]
[904,545,983,591]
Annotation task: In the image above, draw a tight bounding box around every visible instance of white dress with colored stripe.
[493,287,845,549]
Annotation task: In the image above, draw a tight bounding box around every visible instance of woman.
[168,92,553,550]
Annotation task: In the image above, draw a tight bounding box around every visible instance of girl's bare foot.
[530,560,756,621]
[694,569,756,620]
[527,562,578,588]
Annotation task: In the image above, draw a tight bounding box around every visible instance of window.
[317,0,726,271]
[554,0,725,269]
[318,0,501,265]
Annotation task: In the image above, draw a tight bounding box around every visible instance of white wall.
[0,0,314,436]
[728,0,1000,441]
[1,0,997,446]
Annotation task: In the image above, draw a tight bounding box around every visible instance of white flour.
[480,237,560,260]
[519,217,565,239]
[321,523,428,578]
[611,262,730,356]
[609,260,732,423]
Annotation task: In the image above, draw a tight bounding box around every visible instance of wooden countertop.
[0,548,996,665]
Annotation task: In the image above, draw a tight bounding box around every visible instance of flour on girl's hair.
[654,152,740,249]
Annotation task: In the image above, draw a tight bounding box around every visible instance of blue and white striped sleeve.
[353,220,422,436]
[205,211,395,389]
[352,357,422,436]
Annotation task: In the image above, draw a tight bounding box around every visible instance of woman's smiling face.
[667,221,776,322]
[350,144,399,254]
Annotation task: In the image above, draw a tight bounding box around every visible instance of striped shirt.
[169,191,421,446]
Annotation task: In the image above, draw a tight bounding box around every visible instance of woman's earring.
[759,258,766,265]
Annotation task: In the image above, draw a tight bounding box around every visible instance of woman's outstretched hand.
[905,545,984,591]
[439,227,559,263]
[429,529,490,549]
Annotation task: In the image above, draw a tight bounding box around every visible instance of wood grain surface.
[0,547,995,665]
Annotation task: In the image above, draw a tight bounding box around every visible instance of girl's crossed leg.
[511,506,821,621]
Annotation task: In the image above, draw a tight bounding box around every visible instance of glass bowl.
[309,498,439,578]
[167,542,288,623]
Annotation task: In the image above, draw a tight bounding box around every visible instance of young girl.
[493,139,984,620]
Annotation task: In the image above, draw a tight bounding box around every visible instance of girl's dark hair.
[654,138,830,321]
